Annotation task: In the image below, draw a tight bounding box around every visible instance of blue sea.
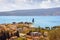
[0,16,60,28]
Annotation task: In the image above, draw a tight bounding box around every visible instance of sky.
[0,0,60,11]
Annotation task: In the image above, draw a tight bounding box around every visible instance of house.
[17,26,30,33]
[26,32,42,40]
[17,28,23,33]
[19,33,26,38]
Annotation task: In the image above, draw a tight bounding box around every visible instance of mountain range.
[0,7,60,16]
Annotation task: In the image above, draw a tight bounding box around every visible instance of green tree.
[45,27,50,30]
[38,26,41,32]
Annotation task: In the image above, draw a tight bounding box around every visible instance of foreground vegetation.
[0,22,60,40]
[15,26,60,40]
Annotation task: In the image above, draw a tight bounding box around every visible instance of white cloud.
[0,0,60,12]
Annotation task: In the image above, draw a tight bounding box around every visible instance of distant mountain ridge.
[0,7,60,16]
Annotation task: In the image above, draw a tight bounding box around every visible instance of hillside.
[0,7,60,16]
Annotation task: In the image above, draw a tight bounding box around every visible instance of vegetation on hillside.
[0,22,60,40]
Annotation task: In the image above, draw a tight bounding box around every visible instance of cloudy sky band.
[0,0,60,11]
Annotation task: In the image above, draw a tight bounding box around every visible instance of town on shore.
[0,21,60,40]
